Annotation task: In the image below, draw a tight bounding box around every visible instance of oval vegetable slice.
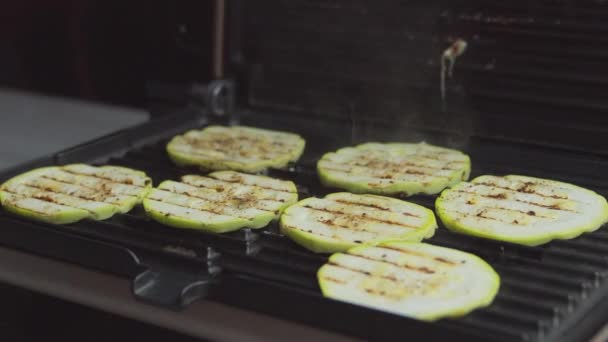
[0,164,152,224]
[318,241,500,321]
[317,142,470,196]
[280,192,437,253]
[167,125,306,173]
[144,171,298,233]
[436,175,608,246]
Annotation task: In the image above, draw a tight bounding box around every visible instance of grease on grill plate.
[0,164,151,224]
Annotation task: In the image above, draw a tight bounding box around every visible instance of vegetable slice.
[143,171,298,233]
[0,164,152,224]
[280,192,437,253]
[317,142,470,196]
[166,125,306,173]
[318,241,500,321]
[436,175,608,246]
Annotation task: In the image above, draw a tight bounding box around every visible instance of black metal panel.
[231,0,608,154]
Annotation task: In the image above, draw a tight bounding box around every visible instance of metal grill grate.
[0,110,601,340]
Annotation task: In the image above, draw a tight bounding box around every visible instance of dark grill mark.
[320,164,449,180]
[320,276,347,285]
[60,168,146,188]
[333,199,421,218]
[315,219,381,238]
[184,175,296,194]
[378,245,425,257]
[333,199,388,211]
[26,180,111,202]
[2,189,98,215]
[325,157,462,173]
[378,246,457,266]
[446,209,534,225]
[181,134,295,160]
[146,198,255,220]
[362,288,402,300]
[474,181,570,200]
[328,261,402,283]
[153,188,280,216]
[39,175,138,199]
[434,257,457,265]
[281,224,333,238]
[302,206,417,229]
[346,252,436,274]
[451,189,578,213]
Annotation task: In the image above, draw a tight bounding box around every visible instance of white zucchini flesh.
[436,175,608,246]
[318,242,500,321]
[166,125,306,172]
[0,164,152,224]
[143,171,298,233]
[280,192,437,253]
[317,142,470,196]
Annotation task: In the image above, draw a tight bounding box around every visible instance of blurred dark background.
[0,1,214,110]
[0,1,214,340]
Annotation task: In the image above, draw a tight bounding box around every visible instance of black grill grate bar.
[493,265,589,296]
[453,316,531,341]
[500,278,575,309]
[507,259,602,286]
[542,247,608,269]
[428,235,603,282]
[551,239,608,260]
[587,230,608,240]
[495,293,564,318]
[471,307,550,336]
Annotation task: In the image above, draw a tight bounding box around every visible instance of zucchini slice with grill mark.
[0,164,152,224]
[318,241,500,321]
[436,175,608,246]
[166,125,306,173]
[280,192,437,253]
[143,171,298,233]
[317,142,470,196]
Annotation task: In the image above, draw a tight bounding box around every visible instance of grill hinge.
[190,80,236,118]
[132,247,221,308]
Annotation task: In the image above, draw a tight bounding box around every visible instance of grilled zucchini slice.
[280,192,437,253]
[436,175,608,246]
[143,171,298,233]
[167,125,306,173]
[0,164,152,224]
[317,142,470,196]
[318,241,500,321]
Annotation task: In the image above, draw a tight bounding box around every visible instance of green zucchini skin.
[166,125,306,173]
[0,164,152,225]
[318,241,500,321]
[436,175,608,246]
[280,192,437,253]
[317,142,470,196]
[144,171,298,233]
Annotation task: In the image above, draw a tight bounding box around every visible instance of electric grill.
[3,1,608,341]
